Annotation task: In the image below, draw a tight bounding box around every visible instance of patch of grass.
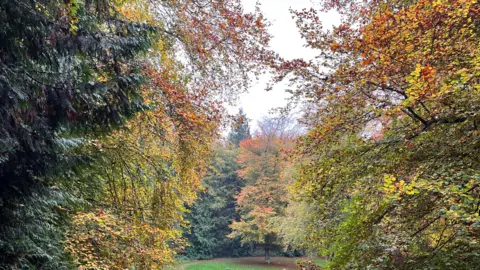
[178,257,328,270]
[184,261,271,270]
[315,259,328,267]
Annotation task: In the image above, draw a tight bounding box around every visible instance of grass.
[175,257,328,270]
[315,259,328,267]
[184,261,271,270]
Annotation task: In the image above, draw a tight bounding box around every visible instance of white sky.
[227,0,340,132]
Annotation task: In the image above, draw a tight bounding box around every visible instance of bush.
[296,260,322,270]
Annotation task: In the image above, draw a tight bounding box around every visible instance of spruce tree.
[184,114,253,259]
[0,1,154,268]
[228,109,251,147]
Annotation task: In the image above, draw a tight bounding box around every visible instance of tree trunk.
[265,242,270,264]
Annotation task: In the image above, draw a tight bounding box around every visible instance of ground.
[173,257,328,270]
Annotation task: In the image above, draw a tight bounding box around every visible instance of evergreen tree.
[184,115,254,259]
[0,1,154,268]
[228,109,251,147]
[184,145,249,259]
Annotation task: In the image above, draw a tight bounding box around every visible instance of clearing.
[174,257,328,270]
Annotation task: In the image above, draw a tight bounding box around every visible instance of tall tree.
[228,109,251,147]
[269,0,480,268]
[64,65,221,268]
[62,0,272,267]
[183,114,254,259]
[229,116,295,263]
[0,1,154,268]
[183,144,248,259]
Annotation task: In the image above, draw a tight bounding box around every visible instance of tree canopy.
[267,0,480,268]
[229,116,296,263]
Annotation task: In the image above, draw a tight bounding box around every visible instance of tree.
[183,113,254,259]
[65,65,220,268]
[269,0,480,268]
[183,144,249,259]
[272,198,316,256]
[228,109,251,147]
[0,0,154,268]
[229,116,295,263]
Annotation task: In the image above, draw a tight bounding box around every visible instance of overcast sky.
[226,0,340,132]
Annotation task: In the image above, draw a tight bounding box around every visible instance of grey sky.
[227,0,340,132]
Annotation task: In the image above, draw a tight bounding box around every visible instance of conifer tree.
[228,109,251,147]
[0,1,153,268]
[184,114,254,259]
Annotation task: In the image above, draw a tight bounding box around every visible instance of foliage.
[273,200,315,253]
[119,0,272,98]
[0,0,153,187]
[229,116,295,263]
[0,0,272,269]
[64,53,224,268]
[61,0,272,268]
[183,144,248,259]
[228,109,252,147]
[296,260,322,270]
[183,112,252,259]
[0,0,154,268]
[0,187,76,270]
[269,0,480,268]
[66,210,180,269]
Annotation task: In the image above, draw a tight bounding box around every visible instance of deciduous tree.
[229,116,295,263]
[271,0,480,268]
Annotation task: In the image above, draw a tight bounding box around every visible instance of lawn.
[184,261,271,270]
[175,257,327,270]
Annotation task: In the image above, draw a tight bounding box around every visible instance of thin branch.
[411,215,441,237]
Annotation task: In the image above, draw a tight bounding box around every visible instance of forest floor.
[173,257,328,270]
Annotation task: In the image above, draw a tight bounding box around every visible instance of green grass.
[178,257,328,270]
[184,261,272,270]
[315,259,328,267]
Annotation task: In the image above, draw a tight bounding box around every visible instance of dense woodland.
[0,0,479,269]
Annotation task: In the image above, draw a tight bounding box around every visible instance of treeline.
[184,112,307,262]
[0,0,269,269]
